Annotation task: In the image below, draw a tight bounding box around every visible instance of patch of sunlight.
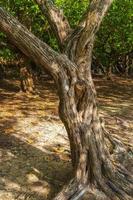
[13,117,68,152]
[26,173,40,184]
[29,181,50,197]
[0,192,15,200]
[26,173,50,197]
[0,111,13,118]
[0,150,16,163]
[1,178,20,191]
[32,167,41,174]
[6,151,16,158]
[101,106,119,111]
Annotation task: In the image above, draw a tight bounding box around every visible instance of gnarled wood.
[34,0,71,50]
[0,1,133,199]
[65,0,112,63]
[55,55,133,199]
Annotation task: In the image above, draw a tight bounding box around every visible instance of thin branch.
[64,0,112,64]
[34,0,71,50]
[76,0,113,56]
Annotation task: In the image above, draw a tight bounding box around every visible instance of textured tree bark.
[34,0,71,50]
[54,49,133,200]
[0,1,133,199]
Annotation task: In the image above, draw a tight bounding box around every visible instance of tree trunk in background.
[0,64,5,79]
[19,65,35,93]
[18,55,36,94]
[106,63,113,80]
[125,55,130,77]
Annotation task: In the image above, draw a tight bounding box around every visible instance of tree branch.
[0,7,61,78]
[76,0,113,56]
[65,0,112,65]
[34,0,71,50]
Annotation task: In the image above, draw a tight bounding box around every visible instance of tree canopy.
[0,0,133,65]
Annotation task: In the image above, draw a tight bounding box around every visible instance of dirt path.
[0,77,133,200]
[96,77,133,147]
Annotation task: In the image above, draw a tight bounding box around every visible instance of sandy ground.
[0,77,133,199]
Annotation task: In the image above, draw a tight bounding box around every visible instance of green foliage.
[0,32,15,60]
[0,0,132,70]
[95,0,133,66]
[0,48,14,60]
[56,0,88,27]
[0,0,45,37]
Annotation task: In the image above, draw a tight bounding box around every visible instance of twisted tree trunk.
[54,50,133,200]
[0,1,133,199]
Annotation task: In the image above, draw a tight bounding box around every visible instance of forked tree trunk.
[0,3,133,200]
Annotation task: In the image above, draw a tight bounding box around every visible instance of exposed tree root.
[53,168,133,200]
[53,129,133,200]
[101,119,133,150]
[102,123,133,168]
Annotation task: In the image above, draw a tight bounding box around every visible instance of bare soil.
[0,76,133,200]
